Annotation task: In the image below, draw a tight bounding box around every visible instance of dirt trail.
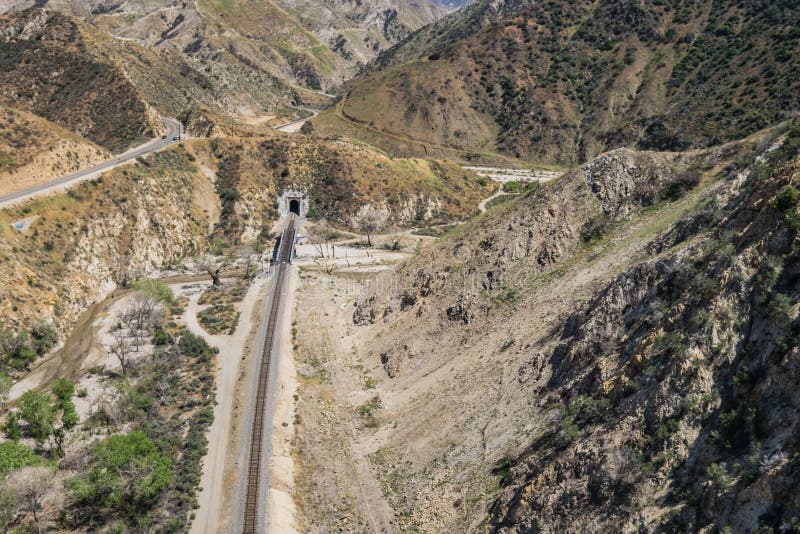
[188,275,270,534]
[478,190,507,213]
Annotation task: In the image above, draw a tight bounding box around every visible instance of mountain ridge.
[315,0,800,164]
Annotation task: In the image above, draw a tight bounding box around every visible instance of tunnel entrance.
[277,189,309,218]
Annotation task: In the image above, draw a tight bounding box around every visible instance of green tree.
[53,399,79,457]
[132,280,176,306]
[68,431,173,515]
[3,411,21,441]
[50,380,78,457]
[17,391,55,445]
[61,400,78,430]
[51,378,74,406]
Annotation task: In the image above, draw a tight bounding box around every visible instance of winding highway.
[0,117,181,209]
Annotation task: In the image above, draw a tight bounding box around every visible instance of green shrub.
[153,328,170,346]
[655,417,681,444]
[178,333,217,362]
[29,322,57,355]
[655,332,688,360]
[358,396,381,428]
[68,431,173,514]
[17,390,55,444]
[502,181,522,193]
[491,456,514,478]
[707,462,732,492]
[132,280,176,306]
[3,411,21,441]
[580,214,611,244]
[52,378,75,405]
[0,441,42,476]
[0,322,57,371]
[772,185,799,212]
[768,292,794,323]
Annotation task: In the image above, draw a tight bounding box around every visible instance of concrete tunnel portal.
[278,189,308,218]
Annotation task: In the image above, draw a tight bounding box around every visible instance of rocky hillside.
[315,0,800,164]
[190,133,493,244]
[0,132,490,339]
[0,10,162,152]
[0,7,253,152]
[0,146,211,337]
[346,121,800,531]
[0,106,108,195]
[4,0,448,99]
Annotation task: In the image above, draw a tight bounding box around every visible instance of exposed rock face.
[446,294,477,324]
[354,147,704,325]
[491,148,800,532]
[0,146,209,334]
[583,148,699,217]
[348,123,800,532]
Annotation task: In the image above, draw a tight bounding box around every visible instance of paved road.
[0,117,182,209]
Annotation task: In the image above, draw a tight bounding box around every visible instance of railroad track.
[242,216,296,533]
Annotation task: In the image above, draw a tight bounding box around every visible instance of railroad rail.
[242,216,296,533]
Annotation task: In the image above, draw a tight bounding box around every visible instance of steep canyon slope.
[345,121,800,531]
[3,0,451,101]
[315,0,800,164]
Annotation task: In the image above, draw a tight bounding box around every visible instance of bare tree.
[121,294,163,351]
[106,327,133,376]
[310,220,338,274]
[313,253,338,275]
[199,256,221,286]
[355,208,386,247]
[10,466,54,534]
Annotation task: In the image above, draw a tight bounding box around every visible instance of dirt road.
[188,275,272,534]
